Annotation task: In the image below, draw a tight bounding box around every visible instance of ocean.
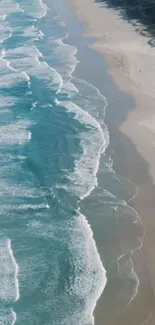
[0,0,144,324]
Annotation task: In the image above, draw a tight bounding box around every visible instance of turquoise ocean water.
[0,0,145,324]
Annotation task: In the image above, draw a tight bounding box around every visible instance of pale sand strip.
[66,1,155,324]
[66,0,155,182]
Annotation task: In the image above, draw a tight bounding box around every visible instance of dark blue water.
[0,0,144,324]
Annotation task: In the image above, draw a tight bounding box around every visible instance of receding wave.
[55,99,109,199]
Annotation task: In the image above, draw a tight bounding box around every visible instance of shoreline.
[66,0,155,183]
[65,0,155,324]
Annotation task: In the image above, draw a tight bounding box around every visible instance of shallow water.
[0,0,144,324]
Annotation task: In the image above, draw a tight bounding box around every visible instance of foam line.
[7,239,19,302]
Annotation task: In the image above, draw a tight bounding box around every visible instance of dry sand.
[66,0,155,324]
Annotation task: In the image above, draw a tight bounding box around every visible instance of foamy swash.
[0,239,19,325]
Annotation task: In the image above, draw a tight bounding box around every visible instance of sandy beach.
[66,0,155,324]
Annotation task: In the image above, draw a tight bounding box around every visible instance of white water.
[0,239,19,303]
[55,99,109,199]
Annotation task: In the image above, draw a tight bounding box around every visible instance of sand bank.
[66,0,155,324]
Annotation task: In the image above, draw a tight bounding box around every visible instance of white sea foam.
[28,130,32,140]
[27,220,55,239]
[0,96,16,108]
[0,49,6,58]
[71,79,143,307]
[0,64,30,87]
[55,99,104,130]
[0,203,49,215]
[0,239,19,303]
[29,61,63,93]
[16,3,24,13]
[26,212,107,325]
[0,309,17,325]
[55,99,109,199]
[23,25,44,39]
[0,14,7,22]
[73,77,108,118]
[0,120,32,145]
[8,239,19,302]
[52,56,109,323]
[12,311,17,325]
[4,45,42,72]
[68,212,107,325]
[0,241,18,323]
[14,203,49,211]
[18,0,48,19]
[0,179,43,198]
[114,201,145,306]
[6,45,43,60]
[0,53,31,86]
[116,254,140,306]
[49,34,79,94]
[5,46,63,92]
[0,25,12,44]
[127,258,139,306]
[54,68,110,321]
[31,101,38,110]
[0,0,23,15]
[71,77,143,307]
[0,49,18,73]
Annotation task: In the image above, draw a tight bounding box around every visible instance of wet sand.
[66,0,155,324]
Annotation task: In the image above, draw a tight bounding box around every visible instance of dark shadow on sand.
[94,0,155,46]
